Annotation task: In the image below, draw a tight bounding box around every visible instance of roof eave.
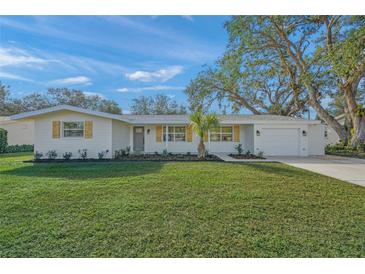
[9,105,131,124]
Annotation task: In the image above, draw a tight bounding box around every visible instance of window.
[210,126,233,142]
[163,126,186,142]
[63,121,84,137]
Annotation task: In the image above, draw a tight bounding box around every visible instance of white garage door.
[261,128,300,156]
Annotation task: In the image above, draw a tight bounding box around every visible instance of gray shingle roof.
[122,114,318,124]
[10,105,320,125]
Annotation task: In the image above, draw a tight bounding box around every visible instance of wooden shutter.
[52,121,60,139]
[85,121,93,139]
[187,125,193,142]
[233,125,240,142]
[156,125,162,142]
[204,132,208,142]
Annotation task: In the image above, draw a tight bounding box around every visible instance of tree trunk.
[197,137,205,158]
[343,84,365,148]
[306,86,350,143]
[350,116,365,148]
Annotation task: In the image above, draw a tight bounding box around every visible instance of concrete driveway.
[268,155,365,187]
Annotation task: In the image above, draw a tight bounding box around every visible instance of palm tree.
[189,110,220,158]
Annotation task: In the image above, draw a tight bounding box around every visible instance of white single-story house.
[0,116,34,145]
[9,105,325,158]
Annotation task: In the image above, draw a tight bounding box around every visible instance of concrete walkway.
[214,153,273,162]
[267,155,365,187]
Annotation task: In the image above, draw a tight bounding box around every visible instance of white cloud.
[49,76,92,86]
[116,85,185,93]
[0,71,33,82]
[0,47,48,68]
[117,88,130,93]
[125,66,183,82]
[0,45,128,78]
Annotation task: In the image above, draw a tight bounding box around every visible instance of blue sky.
[0,16,229,113]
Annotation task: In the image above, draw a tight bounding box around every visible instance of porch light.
[324,131,328,138]
[302,130,307,137]
[147,128,151,134]
[256,130,260,136]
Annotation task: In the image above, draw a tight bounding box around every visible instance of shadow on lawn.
[227,162,314,178]
[2,161,165,180]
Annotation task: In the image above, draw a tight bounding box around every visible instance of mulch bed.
[229,153,265,160]
[25,154,222,163]
[325,151,365,159]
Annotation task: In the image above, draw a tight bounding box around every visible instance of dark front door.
[133,127,144,152]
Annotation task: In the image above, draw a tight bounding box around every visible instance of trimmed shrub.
[0,128,8,153]
[98,150,109,160]
[78,149,88,160]
[5,144,34,153]
[46,150,57,160]
[234,143,243,155]
[63,152,73,160]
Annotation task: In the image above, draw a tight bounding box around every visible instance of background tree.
[0,85,122,115]
[189,110,219,158]
[130,94,187,115]
[0,82,25,115]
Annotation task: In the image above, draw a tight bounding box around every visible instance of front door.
[133,127,145,153]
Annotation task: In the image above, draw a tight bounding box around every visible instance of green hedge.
[0,128,7,153]
[0,128,34,154]
[5,144,34,153]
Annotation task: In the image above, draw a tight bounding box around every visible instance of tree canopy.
[130,94,187,115]
[186,16,365,147]
[0,84,122,115]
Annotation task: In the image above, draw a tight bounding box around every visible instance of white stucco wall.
[326,126,341,145]
[34,110,112,159]
[325,116,345,145]
[0,119,34,145]
[242,124,254,153]
[112,120,131,154]
[138,124,244,154]
[143,125,197,153]
[308,124,325,155]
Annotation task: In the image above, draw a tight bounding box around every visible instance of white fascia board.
[10,105,131,124]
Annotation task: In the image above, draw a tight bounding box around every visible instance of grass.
[0,153,364,257]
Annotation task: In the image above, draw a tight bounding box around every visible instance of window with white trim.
[63,121,84,137]
[210,126,233,142]
[163,125,186,142]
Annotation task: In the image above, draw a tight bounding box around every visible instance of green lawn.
[0,153,364,257]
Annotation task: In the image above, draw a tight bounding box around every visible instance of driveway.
[268,155,365,187]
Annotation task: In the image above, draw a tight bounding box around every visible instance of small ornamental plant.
[46,150,57,160]
[78,149,88,160]
[234,144,243,155]
[98,150,109,160]
[63,152,73,160]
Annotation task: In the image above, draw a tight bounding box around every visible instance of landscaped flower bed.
[229,143,265,159]
[325,143,365,159]
[26,153,222,163]
[115,153,221,161]
[228,153,265,160]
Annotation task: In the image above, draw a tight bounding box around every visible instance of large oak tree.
[186,16,365,147]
